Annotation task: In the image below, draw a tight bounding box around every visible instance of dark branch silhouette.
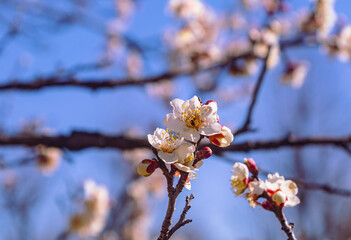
[234,46,271,136]
[0,131,351,155]
[0,37,308,92]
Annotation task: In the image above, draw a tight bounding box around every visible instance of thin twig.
[168,194,194,238]
[234,46,271,136]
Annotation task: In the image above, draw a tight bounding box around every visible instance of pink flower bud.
[244,158,258,176]
[196,147,212,160]
[204,100,217,106]
[137,158,158,177]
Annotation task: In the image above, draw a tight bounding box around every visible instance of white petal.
[233,162,249,179]
[184,181,191,190]
[147,134,160,149]
[195,160,203,168]
[281,180,298,195]
[198,122,221,136]
[170,98,185,117]
[180,128,200,142]
[201,103,217,118]
[158,152,178,164]
[163,114,185,132]
[174,162,193,172]
[154,128,165,139]
[188,96,201,108]
[248,180,266,195]
[174,142,195,161]
[285,195,300,207]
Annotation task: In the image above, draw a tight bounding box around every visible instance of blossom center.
[159,129,182,153]
[181,106,209,129]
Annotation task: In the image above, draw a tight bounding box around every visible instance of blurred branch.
[0,22,19,55]
[0,52,253,91]
[0,36,309,91]
[234,46,271,136]
[293,179,351,197]
[1,131,351,155]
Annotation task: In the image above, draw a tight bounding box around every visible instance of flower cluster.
[69,180,111,237]
[166,0,221,69]
[138,96,233,187]
[231,158,300,210]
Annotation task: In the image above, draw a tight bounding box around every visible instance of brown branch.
[234,46,271,136]
[0,36,308,92]
[210,135,351,155]
[261,192,297,240]
[293,179,351,197]
[1,131,351,156]
[0,52,252,91]
[157,171,189,240]
[168,194,194,238]
[0,131,149,151]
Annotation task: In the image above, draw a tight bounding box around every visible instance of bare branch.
[234,46,271,136]
[1,131,351,157]
[293,179,351,197]
[0,52,252,91]
[168,194,194,238]
[0,36,309,92]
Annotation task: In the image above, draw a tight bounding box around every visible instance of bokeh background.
[0,0,351,239]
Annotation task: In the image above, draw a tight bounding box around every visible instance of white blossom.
[265,173,300,207]
[163,96,221,142]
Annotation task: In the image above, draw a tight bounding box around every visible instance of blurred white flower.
[169,0,206,20]
[281,62,309,88]
[70,180,110,237]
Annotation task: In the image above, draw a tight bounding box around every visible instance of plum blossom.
[148,128,194,163]
[230,162,249,195]
[265,173,300,207]
[163,96,221,142]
